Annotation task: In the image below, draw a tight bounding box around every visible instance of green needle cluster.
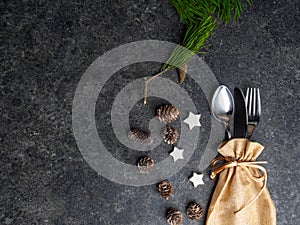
[161,0,251,71]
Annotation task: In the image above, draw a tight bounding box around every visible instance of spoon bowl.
[211,85,234,139]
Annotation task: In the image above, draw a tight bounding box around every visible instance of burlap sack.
[206,138,276,225]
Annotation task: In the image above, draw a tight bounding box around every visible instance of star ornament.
[170,147,184,162]
[189,172,204,187]
[183,112,201,130]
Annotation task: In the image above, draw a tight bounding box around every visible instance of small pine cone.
[163,126,178,145]
[177,63,187,84]
[167,208,182,225]
[186,201,204,221]
[128,128,152,144]
[157,180,172,200]
[155,105,179,124]
[137,156,154,174]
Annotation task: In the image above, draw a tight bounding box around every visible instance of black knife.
[233,87,248,138]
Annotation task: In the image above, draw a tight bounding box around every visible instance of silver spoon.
[211,85,234,140]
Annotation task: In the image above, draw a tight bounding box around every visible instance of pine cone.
[137,156,154,174]
[177,63,187,84]
[167,208,182,225]
[186,201,204,221]
[157,180,172,200]
[163,126,178,145]
[155,105,179,123]
[128,128,152,144]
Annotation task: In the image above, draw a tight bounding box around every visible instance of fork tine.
[257,88,261,117]
[253,88,256,118]
[249,88,253,117]
[246,88,250,109]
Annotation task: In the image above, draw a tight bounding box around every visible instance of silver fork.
[245,87,261,139]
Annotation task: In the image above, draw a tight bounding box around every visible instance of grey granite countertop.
[1,0,299,224]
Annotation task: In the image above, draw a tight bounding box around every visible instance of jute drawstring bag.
[206,138,276,225]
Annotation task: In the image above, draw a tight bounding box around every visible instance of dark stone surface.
[0,0,299,224]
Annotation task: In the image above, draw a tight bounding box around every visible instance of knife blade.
[233,87,248,138]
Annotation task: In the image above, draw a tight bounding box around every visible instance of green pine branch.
[143,0,252,105]
[162,0,252,70]
[161,16,216,70]
[168,0,216,24]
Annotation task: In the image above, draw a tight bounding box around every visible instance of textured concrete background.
[1,0,299,224]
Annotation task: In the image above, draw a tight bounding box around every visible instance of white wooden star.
[183,112,201,130]
[170,147,184,162]
[189,172,204,187]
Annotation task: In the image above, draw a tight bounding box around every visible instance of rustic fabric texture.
[206,138,276,225]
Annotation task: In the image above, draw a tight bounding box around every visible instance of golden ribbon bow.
[210,156,268,214]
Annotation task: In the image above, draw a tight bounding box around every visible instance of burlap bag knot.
[206,138,276,225]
